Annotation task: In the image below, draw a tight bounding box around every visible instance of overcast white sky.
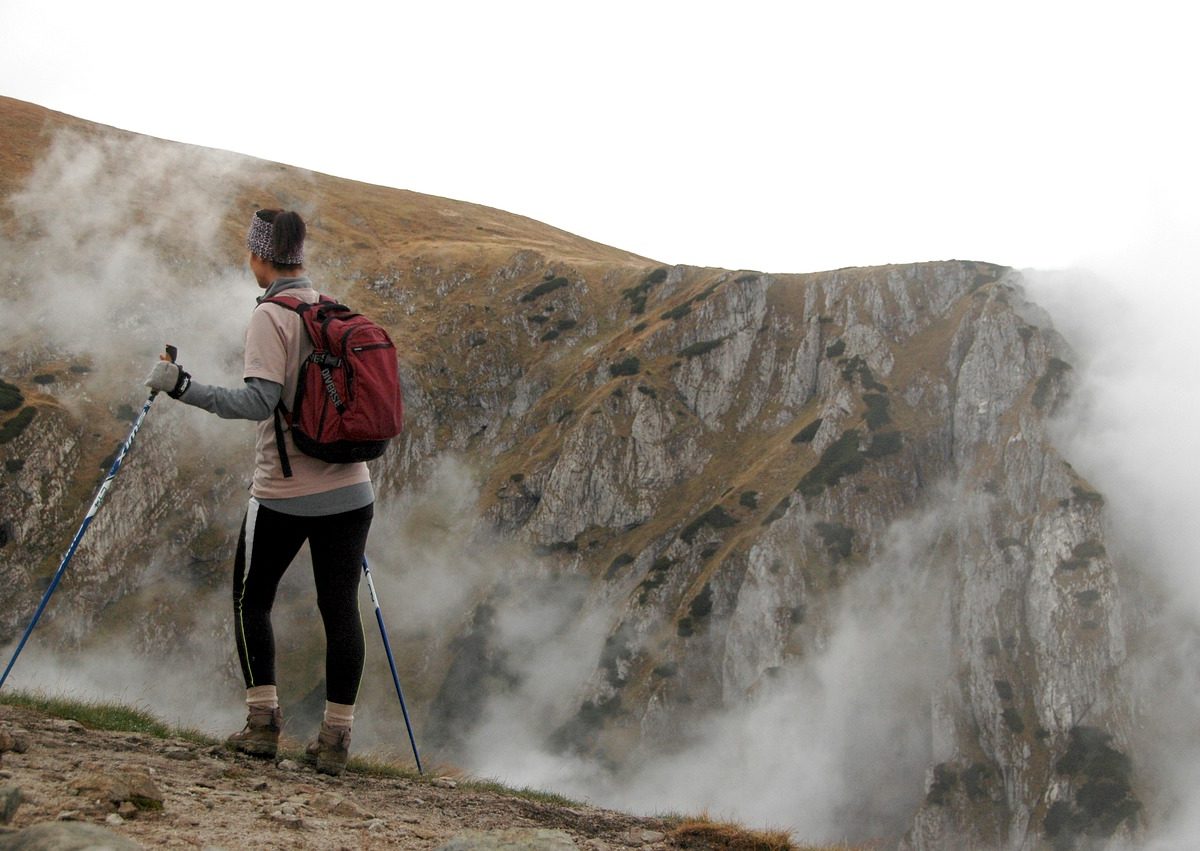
[2,0,1195,274]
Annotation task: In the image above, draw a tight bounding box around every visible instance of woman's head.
[246,208,306,272]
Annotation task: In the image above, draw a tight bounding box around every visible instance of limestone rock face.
[1,257,1139,849]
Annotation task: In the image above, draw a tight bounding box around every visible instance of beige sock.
[324,701,354,730]
[246,685,278,711]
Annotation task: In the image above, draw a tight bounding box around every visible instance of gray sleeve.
[177,376,281,421]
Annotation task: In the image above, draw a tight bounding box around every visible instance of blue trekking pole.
[0,345,178,691]
[361,556,423,774]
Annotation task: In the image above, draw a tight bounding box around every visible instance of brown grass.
[667,817,795,851]
[666,816,883,851]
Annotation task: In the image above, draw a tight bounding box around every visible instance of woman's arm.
[178,376,282,421]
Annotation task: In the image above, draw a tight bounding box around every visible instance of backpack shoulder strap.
[273,401,294,479]
[258,292,345,480]
[258,295,312,480]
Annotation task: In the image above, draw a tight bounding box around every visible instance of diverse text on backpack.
[262,295,404,476]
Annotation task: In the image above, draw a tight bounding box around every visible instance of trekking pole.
[362,556,423,774]
[0,345,178,691]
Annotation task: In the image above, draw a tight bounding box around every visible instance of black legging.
[232,500,373,705]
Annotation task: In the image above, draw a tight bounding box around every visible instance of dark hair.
[256,208,306,270]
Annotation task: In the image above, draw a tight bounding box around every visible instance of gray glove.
[144,360,192,399]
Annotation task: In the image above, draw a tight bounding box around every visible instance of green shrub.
[863,393,890,430]
[519,276,569,303]
[865,430,903,458]
[597,630,636,689]
[549,695,623,752]
[825,339,846,358]
[1071,485,1104,506]
[1033,357,1073,410]
[689,583,714,619]
[739,491,759,509]
[0,379,23,412]
[652,662,678,678]
[680,338,725,359]
[636,556,675,602]
[762,496,791,526]
[841,356,887,392]
[927,764,958,805]
[540,329,560,342]
[815,521,854,561]
[792,418,822,444]
[605,553,635,580]
[33,374,56,385]
[610,356,641,377]
[0,407,37,444]
[1059,539,1106,571]
[623,287,650,315]
[963,764,995,802]
[556,318,577,331]
[681,505,737,544]
[1046,726,1141,845]
[5,458,24,473]
[659,280,722,322]
[796,430,864,498]
[636,384,657,399]
[622,268,668,315]
[1002,707,1026,734]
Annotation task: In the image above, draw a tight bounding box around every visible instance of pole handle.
[165,345,178,363]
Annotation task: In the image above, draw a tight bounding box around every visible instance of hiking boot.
[305,723,351,776]
[226,706,282,758]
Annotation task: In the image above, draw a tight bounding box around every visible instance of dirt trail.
[0,703,674,850]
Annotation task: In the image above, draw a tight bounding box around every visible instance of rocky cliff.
[0,98,1142,850]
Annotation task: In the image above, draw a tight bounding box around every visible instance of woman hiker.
[144,208,371,776]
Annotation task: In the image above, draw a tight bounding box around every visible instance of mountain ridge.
[0,97,1143,850]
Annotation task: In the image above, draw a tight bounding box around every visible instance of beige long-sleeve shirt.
[242,278,371,500]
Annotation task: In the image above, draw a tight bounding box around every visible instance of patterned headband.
[246,211,304,266]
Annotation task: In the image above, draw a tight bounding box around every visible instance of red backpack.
[261,295,404,477]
